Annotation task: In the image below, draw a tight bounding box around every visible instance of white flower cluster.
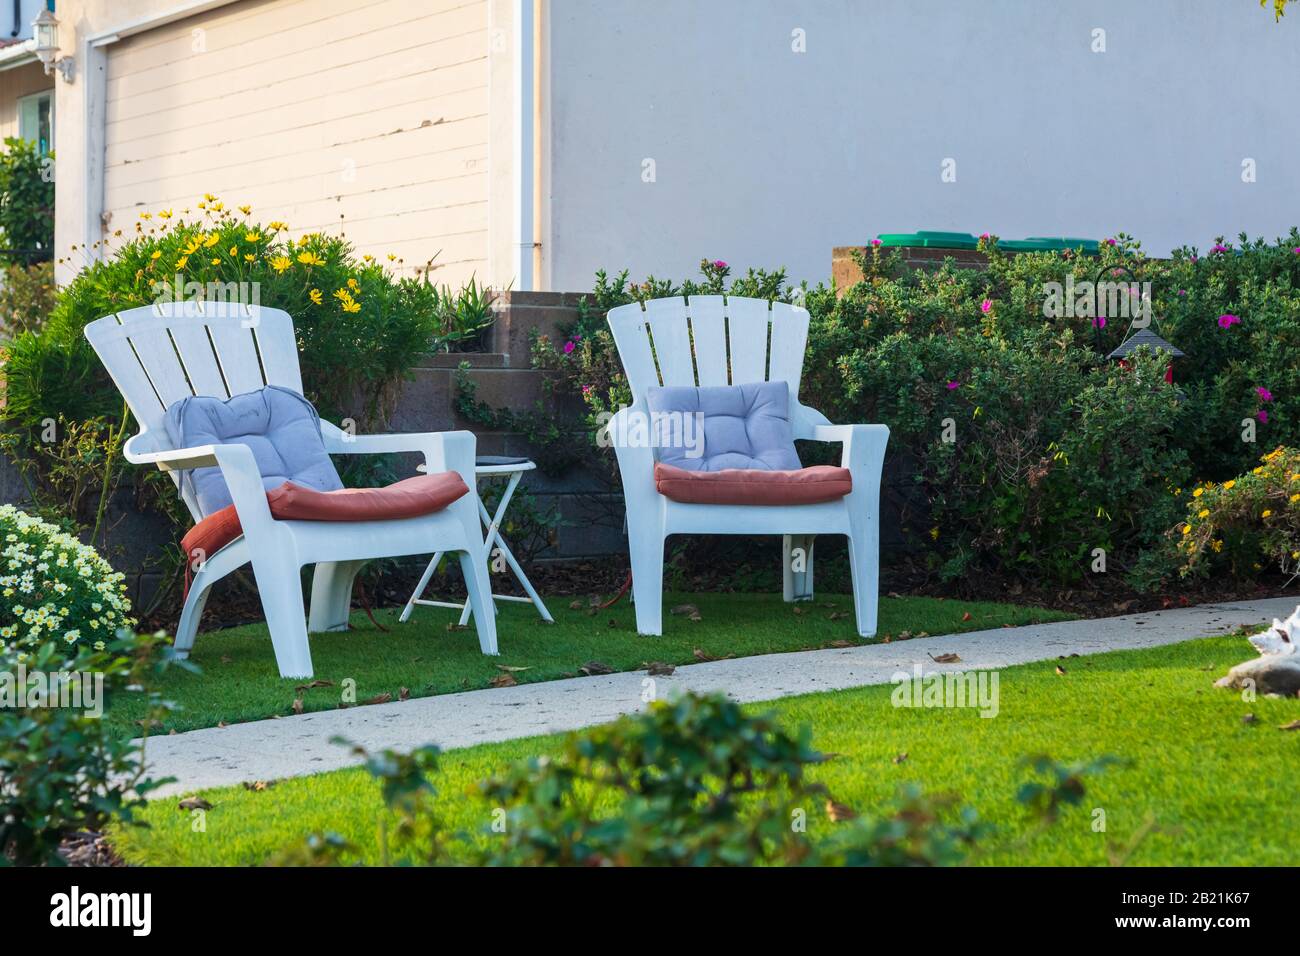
[0,504,134,659]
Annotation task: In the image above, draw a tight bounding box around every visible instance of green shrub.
[0,505,134,657]
[0,137,53,263]
[0,261,56,338]
[1170,445,1300,580]
[0,628,181,866]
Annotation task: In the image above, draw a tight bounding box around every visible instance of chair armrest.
[125,433,273,527]
[125,431,220,470]
[319,423,477,486]
[602,404,659,505]
[810,423,890,477]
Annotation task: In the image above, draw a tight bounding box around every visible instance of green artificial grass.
[109,592,1068,735]
[112,633,1300,867]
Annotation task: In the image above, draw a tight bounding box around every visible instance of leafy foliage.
[0,137,53,262]
[0,628,186,866]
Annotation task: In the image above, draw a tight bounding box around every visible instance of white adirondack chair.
[604,295,889,637]
[84,300,497,678]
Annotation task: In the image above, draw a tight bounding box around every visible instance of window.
[18,89,52,155]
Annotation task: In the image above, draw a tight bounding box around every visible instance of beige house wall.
[0,60,52,143]
[54,0,517,291]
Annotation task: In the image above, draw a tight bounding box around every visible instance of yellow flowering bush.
[0,504,134,659]
[1173,446,1300,579]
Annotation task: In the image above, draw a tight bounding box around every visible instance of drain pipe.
[512,0,534,291]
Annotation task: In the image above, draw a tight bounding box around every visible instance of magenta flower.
[1257,409,1269,423]
[1256,386,1274,402]
[1217,313,1241,329]
[1178,289,1187,296]
[980,299,993,314]
[712,259,728,269]
[1293,247,1300,254]
[870,239,882,248]
[1211,244,1229,254]
[946,380,961,390]
[563,340,576,354]
[1093,316,1107,329]
[581,384,593,397]
[979,232,990,240]
[1104,238,1117,246]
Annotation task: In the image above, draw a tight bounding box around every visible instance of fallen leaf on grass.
[670,603,703,621]
[135,718,164,731]
[961,612,971,622]
[828,612,849,621]
[398,687,410,701]
[1279,719,1300,731]
[827,640,854,649]
[579,660,614,676]
[569,600,584,611]
[495,664,531,672]
[220,655,233,664]
[693,648,717,662]
[294,679,334,692]
[291,698,304,715]
[363,693,393,705]
[446,623,468,632]
[893,752,909,765]
[1242,713,1258,725]
[1055,666,1068,676]
[928,652,962,664]
[645,661,676,676]
[490,673,518,688]
[178,797,212,812]
[825,799,858,822]
[242,780,274,792]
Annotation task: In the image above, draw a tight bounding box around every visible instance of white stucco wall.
[545,0,1300,289]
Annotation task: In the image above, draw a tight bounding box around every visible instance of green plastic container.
[1022,236,1101,254]
[874,231,979,250]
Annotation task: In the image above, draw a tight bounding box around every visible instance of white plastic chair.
[603,295,889,637]
[85,300,497,678]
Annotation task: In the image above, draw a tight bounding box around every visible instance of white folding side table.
[400,456,554,625]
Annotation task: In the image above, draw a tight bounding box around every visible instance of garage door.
[102,0,489,286]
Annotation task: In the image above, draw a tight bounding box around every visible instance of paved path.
[139,595,1299,798]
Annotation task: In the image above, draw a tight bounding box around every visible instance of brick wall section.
[832,245,996,288]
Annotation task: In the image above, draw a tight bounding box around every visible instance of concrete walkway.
[140,595,1299,798]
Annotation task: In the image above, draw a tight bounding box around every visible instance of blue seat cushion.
[164,385,343,517]
[645,380,801,472]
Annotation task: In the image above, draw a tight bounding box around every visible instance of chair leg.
[399,552,444,623]
[628,523,665,636]
[846,514,880,638]
[251,552,313,678]
[458,549,498,655]
[175,573,217,658]
[308,560,367,633]
[782,533,816,603]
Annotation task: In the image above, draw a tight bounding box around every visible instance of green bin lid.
[875,231,980,250]
[997,238,1060,252]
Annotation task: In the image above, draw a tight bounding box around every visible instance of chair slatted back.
[85,302,304,521]
[606,295,810,403]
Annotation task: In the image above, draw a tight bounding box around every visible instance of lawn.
[110,592,1069,735]
[113,632,1300,867]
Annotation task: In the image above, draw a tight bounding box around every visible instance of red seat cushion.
[653,462,852,506]
[180,472,470,569]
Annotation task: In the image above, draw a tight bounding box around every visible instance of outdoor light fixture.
[1108,327,1186,384]
[32,8,74,82]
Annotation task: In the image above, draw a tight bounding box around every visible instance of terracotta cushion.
[180,472,470,580]
[653,462,852,506]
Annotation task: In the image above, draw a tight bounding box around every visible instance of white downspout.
[512,0,534,291]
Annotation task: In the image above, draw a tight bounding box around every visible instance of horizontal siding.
[102,0,489,287]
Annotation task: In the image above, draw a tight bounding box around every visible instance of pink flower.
[980,299,993,314]
[946,380,961,390]
[1093,316,1107,329]
[1293,247,1300,254]
[563,340,576,354]
[712,259,728,269]
[1257,409,1269,423]
[581,384,593,397]
[1211,244,1229,254]
[1256,386,1274,402]
[979,232,990,240]
[870,239,882,247]
[1217,313,1241,329]
[1178,289,1187,296]
[1104,238,1117,246]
